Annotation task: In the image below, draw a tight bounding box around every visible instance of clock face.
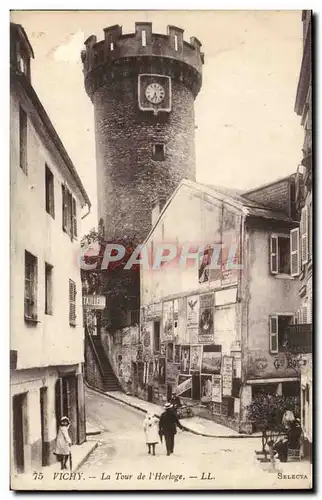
[145,83,165,104]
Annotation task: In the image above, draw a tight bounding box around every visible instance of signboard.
[198,294,214,342]
[166,362,180,387]
[83,295,106,309]
[222,356,233,397]
[212,374,222,403]
[176,376,192,396]
[201,345,222,374]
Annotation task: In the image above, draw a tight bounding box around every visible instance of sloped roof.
[144,179,294,244]
[197,182,293,221]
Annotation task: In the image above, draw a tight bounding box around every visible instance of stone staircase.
[90,335,120,392]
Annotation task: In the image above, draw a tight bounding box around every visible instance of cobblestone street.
[78,388,312,490]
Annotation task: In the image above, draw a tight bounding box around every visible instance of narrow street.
[79,387,311,490]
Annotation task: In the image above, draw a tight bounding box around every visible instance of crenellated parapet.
[81,22,204,100]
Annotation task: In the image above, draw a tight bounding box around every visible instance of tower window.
[141,30,147,47]
[152,144,166,162]
[174,34,179,51]
[110,42,114,51]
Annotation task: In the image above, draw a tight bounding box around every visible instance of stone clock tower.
[81,22,204,327]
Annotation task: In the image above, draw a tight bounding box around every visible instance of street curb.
[85,382,257,439]
[74,442,98,472]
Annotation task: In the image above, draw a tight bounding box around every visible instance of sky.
[10,10,305,236]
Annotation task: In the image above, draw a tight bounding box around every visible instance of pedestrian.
[143,412,159,456]
[159,402,184,456]
[54,416,72,470]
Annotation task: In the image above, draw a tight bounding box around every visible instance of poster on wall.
[163,301,174,340]
[159,357,166,384]
[212,374,222,403]
[174,345,181,364]
[180,345,190,374]
[222,356,234,396]
[166,362,180,388]
[187,295,199,328]
[160,342,166,357]
[190,345,202,372]
[221,208,241,285]
[201,374,213,403]
[198,294,214,342]
[201,344,222,374]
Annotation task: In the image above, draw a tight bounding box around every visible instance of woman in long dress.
[143,412,159,456]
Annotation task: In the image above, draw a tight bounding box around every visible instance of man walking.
[159,402,184,456]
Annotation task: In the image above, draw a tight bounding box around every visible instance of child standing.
[54,416,72,469]
[143,412,159,456]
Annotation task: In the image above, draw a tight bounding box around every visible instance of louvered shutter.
[302,305,308,324]
[290,228,300,276]
[270,235,278,274]
[72,197,77,239]
[301,206,309,265]
[269,315,278,354]
[62,185,68,232]
[69,279,76,326]
[308,202,312,261]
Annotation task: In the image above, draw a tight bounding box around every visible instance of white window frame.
[290,227,300,276]
[141,30,147,47]
[269,313,296,354]
[270,233,291,276]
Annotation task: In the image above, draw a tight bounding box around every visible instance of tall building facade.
[81,23,203,328]
[294,10,312,461]
[10,23,91,475]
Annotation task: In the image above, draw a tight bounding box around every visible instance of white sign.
[212,375,222,403]
[176,377,192,395]
[222,356,233,397]
[83,295,106,309]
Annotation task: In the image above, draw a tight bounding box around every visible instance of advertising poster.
[177,375,192,397]
[201,345,222,374]
[159,357,166,384]
[222,356,234,396]
[180,345,190,374]
[190,345,202,372]
[187,295,199,327]
[201,375,213,403]
[153,356,159,381]
[174,345,181,364]
[212,374,222,403]
[166,362,180,388]
[163,301,174,340]
[198,294,214,342]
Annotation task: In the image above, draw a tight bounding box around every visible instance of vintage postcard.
[10,9,313,491]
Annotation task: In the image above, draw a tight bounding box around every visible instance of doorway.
[40,388,48,466]
[12,393,27,473]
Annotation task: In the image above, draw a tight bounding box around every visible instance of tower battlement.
[81,22,204,99]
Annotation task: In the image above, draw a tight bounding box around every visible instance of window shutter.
[72,197,77,238]
[290,228,300,276]
[270,235,278,274]
[69,279,76,326]
[269,315,278,354]
[301,206,309,265]
[62,185,68,232]
[308,202,312,260]
[302,305,308,324]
